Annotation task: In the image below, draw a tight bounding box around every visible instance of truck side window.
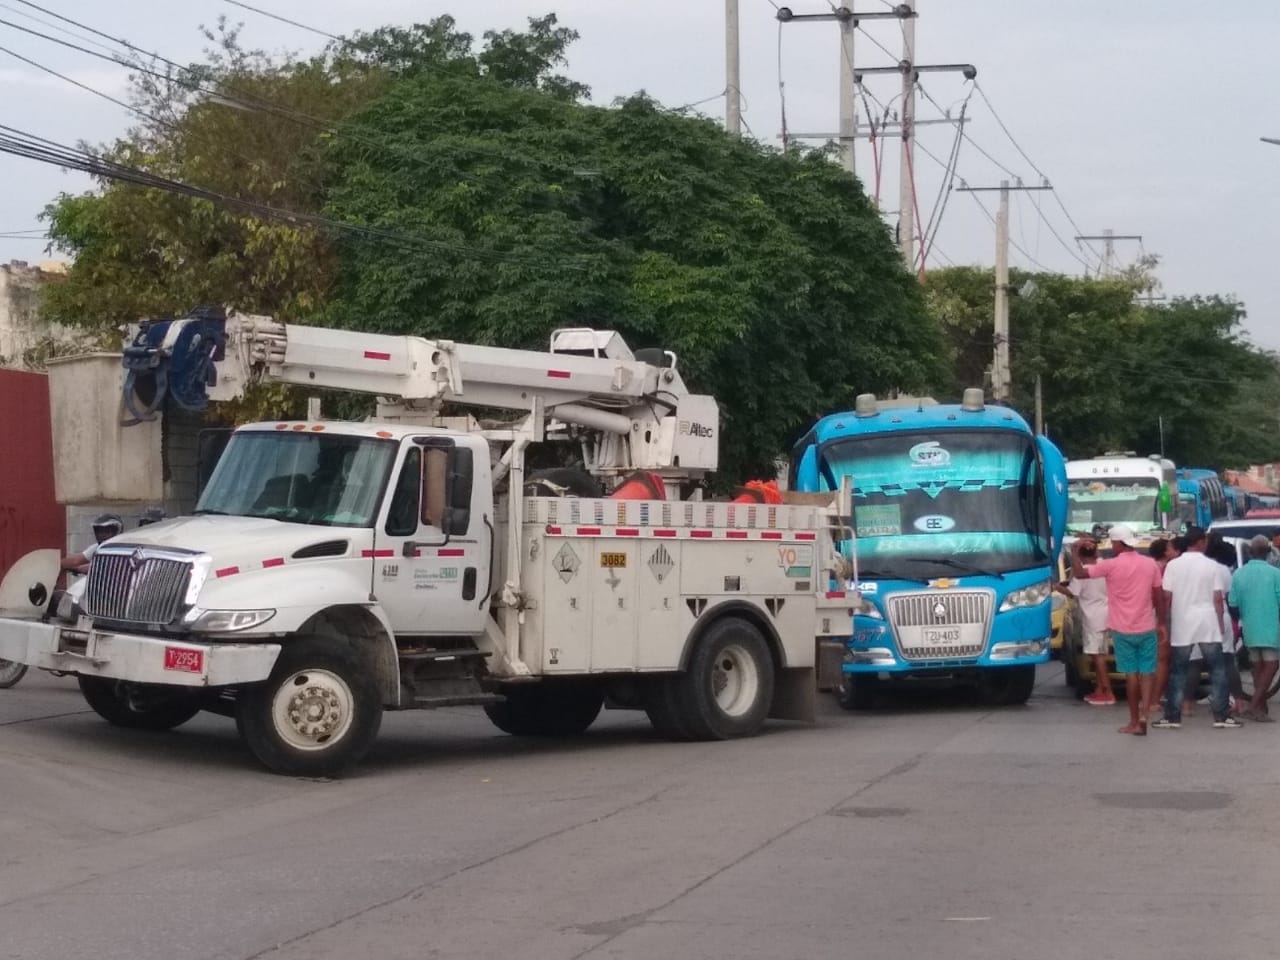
[423,447,449,530]
[385,448,421,537]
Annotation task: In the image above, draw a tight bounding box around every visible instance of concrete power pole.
[1073,228,1142,277]
[956,180,1054,404]
[838,11,856,173]
[897,0,917,269]
[725,0,741,135]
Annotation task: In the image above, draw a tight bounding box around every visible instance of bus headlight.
[999,579,1051,612]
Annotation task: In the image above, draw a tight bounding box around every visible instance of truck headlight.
[188,609,276,633]
[999,579,1051,612]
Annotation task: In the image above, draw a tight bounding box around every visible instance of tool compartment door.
[589,543,639,670]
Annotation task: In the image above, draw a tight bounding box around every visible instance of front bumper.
[0,617,281,686]
[841,616,1050,674]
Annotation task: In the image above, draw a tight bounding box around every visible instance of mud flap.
[768,666,816,722]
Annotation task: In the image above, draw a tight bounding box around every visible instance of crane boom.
[122,307,719,481]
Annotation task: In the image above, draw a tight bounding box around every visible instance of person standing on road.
[1228,535,1280,722]
[1153,526,1242,730]
[1070,524,1166,735]
[1147,538,1179,722]
[1267,531,1280,568]
[1059,538,1113,705]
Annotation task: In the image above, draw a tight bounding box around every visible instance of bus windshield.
[1067,477,1160,531]
[818,429,1050,580]
[197,431,397,527]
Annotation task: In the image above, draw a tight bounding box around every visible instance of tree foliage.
[39,13,940,481]
[924,266,1280,469]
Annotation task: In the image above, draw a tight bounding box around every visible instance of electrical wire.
[963,189,1054,272]
[222,0,343,43]
[0,122,587,271]
[0,0,120,56]
[855,83,883,201]
[918,87,971,270]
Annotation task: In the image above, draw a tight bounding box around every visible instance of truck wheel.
[644,676,693,740]
[236,637,382,777]
[673,617,775,740]
[976,665,1037,706]
[484,682,603,736]
[77,677,202,730]
[836,675,878,711]
[0,659,28,689]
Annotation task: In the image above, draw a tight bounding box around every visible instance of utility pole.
[775,5,918,176]
[1073,228,1142,277]
[956,180,1053,404]
[725,0,741,135]
[897,0,917,269]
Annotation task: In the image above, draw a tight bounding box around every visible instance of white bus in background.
[1066,453,1177,536]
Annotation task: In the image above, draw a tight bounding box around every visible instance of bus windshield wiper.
[906,557,1005,579]
[854,568,929,584]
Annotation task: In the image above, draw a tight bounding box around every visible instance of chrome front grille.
[887,590,993,660]
[85,552,192,626]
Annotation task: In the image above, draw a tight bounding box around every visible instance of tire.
[644,675,694,740]
[484,681,604,737]
[976,665,1037,706]
[236,636,383,778]
[0,659,28,689]
[524,467,600,498]
[836,675,878,711]
[671,617,775,740]
[77,676,202,730]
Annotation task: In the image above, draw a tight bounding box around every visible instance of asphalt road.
[0,664,1274,960]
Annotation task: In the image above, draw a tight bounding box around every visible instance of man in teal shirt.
[1228,535,1280,720]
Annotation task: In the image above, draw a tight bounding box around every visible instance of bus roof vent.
[960,388,985,412]
[854,393,879,418]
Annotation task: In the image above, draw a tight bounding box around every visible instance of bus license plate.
[923,628,961,644]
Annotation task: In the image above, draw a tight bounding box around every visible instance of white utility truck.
[0,310,857,776]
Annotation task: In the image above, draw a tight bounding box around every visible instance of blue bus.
[790,389,1068,708]
[1176,468,1228,531]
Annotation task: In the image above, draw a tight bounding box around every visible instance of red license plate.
[163,646,205,674]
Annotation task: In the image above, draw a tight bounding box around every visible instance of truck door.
[373,437,490,638]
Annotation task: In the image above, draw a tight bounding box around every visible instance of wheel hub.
[712,644,760,718]
[272,670,354,750]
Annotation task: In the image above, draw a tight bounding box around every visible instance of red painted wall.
[0,369,64,577]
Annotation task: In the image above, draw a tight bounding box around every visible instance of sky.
[1,0,1277,351]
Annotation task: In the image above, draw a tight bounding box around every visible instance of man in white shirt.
[1153,526,1242,729]
[59,514,123,576]
[1059,538,1113,704]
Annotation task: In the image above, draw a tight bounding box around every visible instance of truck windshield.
[819,429,1050,580]
[1067,477,1159,531]
[196,431,397,527]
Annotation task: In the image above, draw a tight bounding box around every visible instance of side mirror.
[418,439,474,536]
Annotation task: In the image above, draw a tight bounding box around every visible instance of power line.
[962,188,1053,272]
[222,0,342,43]
[0,122,587,271]
[0,0,120,56]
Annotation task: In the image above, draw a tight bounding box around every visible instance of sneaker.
[1150,719,1181,729]
[1214,717,1245,729]
[1084,692,1116,706]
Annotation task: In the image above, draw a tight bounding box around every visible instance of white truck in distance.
[0,311,856,776]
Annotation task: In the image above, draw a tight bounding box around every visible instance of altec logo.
[679,421,715,439]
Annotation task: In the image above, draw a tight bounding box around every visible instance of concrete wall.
[0,260,74,366]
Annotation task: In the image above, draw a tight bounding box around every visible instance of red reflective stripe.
[215,566,239,579]
[546,526,563,535]
[547,370,572,379]
[576,527,602,536]
[795,532,817,541]
[438,548,465,557]
[826,590,846,599]
[361,549,395,558]
[654,529,678,538]
[364,350,391,361]
[616,528,640,536]
[726,530,749,539]
[690,530,713,539]
[761,531,783,540]
[261,557,285,568]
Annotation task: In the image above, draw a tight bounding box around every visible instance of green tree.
[923,267,1280,470]
[320,80,940,479]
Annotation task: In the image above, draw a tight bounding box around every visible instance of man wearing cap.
[59,513,123,576]
[1071,523,1167,735]
[1229,534,1280,721]
[1154,526,1241,730]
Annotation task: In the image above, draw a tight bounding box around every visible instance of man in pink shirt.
[1071,524,1168,735]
